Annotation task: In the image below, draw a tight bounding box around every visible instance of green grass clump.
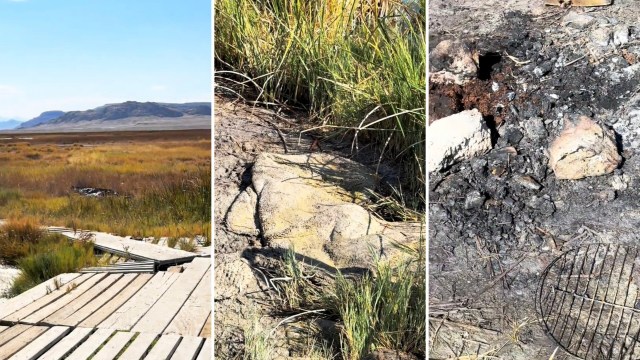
[0,188,21,206]
[215,0,426,209]
[333,260,425,359]
[10,238,96,296]
[178,238,198,252]
[167,237,179,249]
[270,246,425,359]
[243,318,274,360]
[0,219,97,296]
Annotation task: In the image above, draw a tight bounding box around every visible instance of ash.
[430,3,640,359]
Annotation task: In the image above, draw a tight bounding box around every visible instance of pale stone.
[548,116,621,180]
[430,40,479,85]
[613,25,630,46]
[562,12,595,29]
[429,109,492,172]
[591,27,612,47]
[224,153,423,269]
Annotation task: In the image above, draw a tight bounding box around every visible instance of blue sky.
[0,0,210,120]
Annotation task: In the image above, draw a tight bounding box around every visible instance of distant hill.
[0,119,23,130]
[18,111,65,129]
[161,102,211,115]
[17,102,211,130]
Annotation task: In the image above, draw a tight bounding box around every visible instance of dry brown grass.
[0,218,46,265]
[0,131,211,238]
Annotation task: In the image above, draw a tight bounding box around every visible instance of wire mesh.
[537,244,640,359]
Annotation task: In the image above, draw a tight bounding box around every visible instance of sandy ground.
[0,265,20,303]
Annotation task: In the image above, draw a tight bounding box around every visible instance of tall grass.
[270,246,426,359]
[9,237,96,295]
[0,219,96,296]
[215,0,426,209]
[0,219,49,265]
[56,167,211,238]
[0,138,210,238]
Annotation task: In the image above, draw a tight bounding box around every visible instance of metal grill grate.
[537,244,640,359]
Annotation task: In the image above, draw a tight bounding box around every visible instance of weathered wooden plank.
[64,328,113,360]
[144,335,180,359]
[0,325,7,334]
[8,326,70,360]
[57,273,136,326]
[37,327,93,360]
[117,332,157,360]
[91,331,136,360]
[182,258,211,273]
[0,326,47,359]
[195,338,211,360]
[59,230,195,262]
[98,272,179,331]
[133,259,210,334]
[79,273,152,328]
[42,274,123,325]
[0,325,33,347]
[164,271,211,336]
[169,336,203,360]
[19,273,109,324]
[0,273,81,320]
[199,312,211,338]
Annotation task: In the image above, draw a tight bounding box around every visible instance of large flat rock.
[226,153,424,270]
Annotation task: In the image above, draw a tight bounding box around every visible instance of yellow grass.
[0,133,211,239]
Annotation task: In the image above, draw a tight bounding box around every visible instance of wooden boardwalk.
[0,326,210,359]
[53,229,197,266]
[0,257,211,359]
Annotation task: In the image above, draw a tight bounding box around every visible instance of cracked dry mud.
[214,95,423,358]
[430,1,640,359]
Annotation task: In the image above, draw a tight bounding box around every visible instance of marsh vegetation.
[0,130,211,239]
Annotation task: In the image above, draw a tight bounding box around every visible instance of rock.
[591,27,612,48]
[471,158,488,176]
[464,190,485,209]
[225,153,424,270]
[613,25,630,46]
[597,189,616,201]
[429,109,492,172]
[430,40,479,85]
[504,127,524,145]
[548,116,622,180]
[167,265,184,273]
[524,117,547,141]
[225,187,260,236]
[611,174,630,191]
[562,12,595,29]
[512,175,542,190]
[526,195,555,215]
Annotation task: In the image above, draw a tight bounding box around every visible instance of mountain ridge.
[18,101,211,129]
